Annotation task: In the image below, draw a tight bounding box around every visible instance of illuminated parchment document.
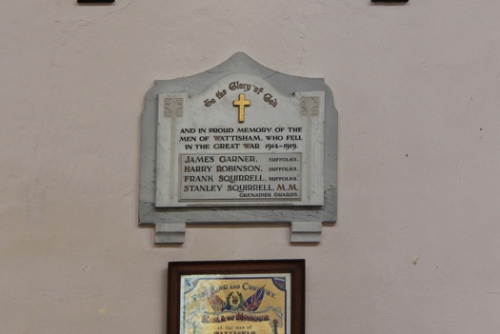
[180,274,291,334]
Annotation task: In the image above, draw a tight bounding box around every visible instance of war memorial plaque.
[139,53,337,244]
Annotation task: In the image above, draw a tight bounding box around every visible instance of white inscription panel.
[156,74,324,208]
[180,153,301,201]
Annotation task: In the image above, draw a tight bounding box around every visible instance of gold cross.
[233,93,251,123]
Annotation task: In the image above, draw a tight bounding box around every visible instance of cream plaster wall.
[1,0,500,333]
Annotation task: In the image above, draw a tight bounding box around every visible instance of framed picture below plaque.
[167,260,305,334]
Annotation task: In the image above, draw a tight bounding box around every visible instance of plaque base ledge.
[152,221,328,244]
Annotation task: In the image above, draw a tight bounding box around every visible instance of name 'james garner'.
[183,155,257,163]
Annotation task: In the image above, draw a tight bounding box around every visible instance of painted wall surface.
[1,1,499,333]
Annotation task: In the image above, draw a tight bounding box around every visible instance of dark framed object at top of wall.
[77,0,114,3]
[167,260,305,334]
[372,0,408,2]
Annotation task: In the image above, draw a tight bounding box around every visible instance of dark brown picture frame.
[167,259,305,334]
